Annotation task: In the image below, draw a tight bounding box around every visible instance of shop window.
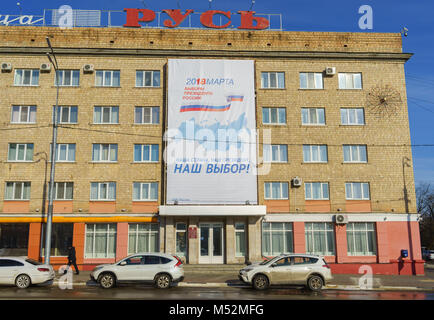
[235,223,246,257]
[262,222,293,256]
[41,223,73,256]
[0,224,29,256]
[305,222,335,256]
[346,222,377,256]
[85,224,117,258]
[175,223,187,257]
[128,223,159,254]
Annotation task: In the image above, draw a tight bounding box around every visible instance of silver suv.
[90,253,184,289]
[239,254,332,291]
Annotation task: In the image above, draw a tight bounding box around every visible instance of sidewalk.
[55,264,434,292]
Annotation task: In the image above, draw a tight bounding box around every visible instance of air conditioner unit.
[335,214,348,225]
[325,67,336,76]
[83,64,94,73]
[1,62,12,72]
[40,63,51,72]
[291,177,302,187]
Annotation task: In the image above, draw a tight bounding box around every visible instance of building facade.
[0,26,424,275]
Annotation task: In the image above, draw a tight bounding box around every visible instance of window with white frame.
[347,222,377,256]
[305,182,329,200]
[55,106,78,124]
[90,182,116,201]
[345,182,370,200]
[11,106,36,124]
[264,182,289,200]
[92,144,118,162]
[85,224,116,258]
[4,182,31,200]
[93,106,119,124]
[303,145,328,163]
[134,144,159,162]
[263,144,288,163]
[262,107,286,125]
[305,222,335,256]
[262,222,293,256]
[133,182,158,201]
[53,182,73,200]
[55,70,80,86]
[300,72,323,89]
[135,107,160,124]
[128,223,159,254]
[261,72,285,89]
[136,70,161,87]
[235,223,246,257]
[8,143,33,162]
[14,69,39,86]
[340,108,365,125]
[301,108,325,125]
[95,70,120,87]
[343,145,367,163]
[51,143,76,162]
[338,73,362,89]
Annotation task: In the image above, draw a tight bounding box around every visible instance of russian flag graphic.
[180,95,244,112]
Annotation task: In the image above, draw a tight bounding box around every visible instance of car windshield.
[25,259,42,265]
[260,257,280,265]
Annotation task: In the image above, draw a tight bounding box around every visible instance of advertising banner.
[166,59,257,204]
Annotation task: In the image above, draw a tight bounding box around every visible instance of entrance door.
[199,223,224,264]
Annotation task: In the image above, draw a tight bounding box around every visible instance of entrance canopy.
[159,205,266,216]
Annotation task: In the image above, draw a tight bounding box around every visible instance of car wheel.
[99,273,116,289]
[252,274,269,290]
[155,273,172,289]
[307,275,324,291]
[15,274,31,289]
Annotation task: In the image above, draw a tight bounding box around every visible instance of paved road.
[0,284,433,300]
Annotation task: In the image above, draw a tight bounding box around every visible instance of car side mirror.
[271,263,277,268]
[119,261,127,266]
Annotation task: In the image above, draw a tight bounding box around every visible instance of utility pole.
[44,37,59,264]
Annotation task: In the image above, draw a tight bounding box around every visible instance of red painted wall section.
[345,200,371,212]
[386,221,422,261]
[89,202,116,213]
[334,224,347,263]
[116,222,129,261]
[28,223,42,261]
[292,222,305,253]
[264,200,290,213]
[73,223,85,267]
[376,222,390,263]
[2,201,30,213]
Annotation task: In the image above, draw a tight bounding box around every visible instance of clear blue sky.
[2,0,434,186]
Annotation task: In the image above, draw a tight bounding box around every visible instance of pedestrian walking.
[65,245,79,275]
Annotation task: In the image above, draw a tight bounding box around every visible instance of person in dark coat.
[65,245,79,275]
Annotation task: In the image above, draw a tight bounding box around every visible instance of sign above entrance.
[159,206,266,216]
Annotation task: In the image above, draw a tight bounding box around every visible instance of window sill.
[259,88,286,90]
[51,86,80,88]
[10,122,37,125]
[92,86,121,88]
[6,161,34,163]
[262,123,287,126]
[337,88,363,91]
[4,199,30,201]
[342,162,368,164]
[339,124,366,127]
[302,162,328,164]
[298,88,324,91]
[89,161,118,164]
[134,86,161,89]
[132,200,159,202]
[131,161,160,164]
[13,85,40,88]
[301,124,326,127]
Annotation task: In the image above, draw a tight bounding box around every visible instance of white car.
[239,254,333,291]
[90,253,184,289]
[0,257,55,289]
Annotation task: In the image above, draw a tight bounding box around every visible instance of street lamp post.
[44,37,59,264]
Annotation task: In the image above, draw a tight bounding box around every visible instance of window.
[262,222,293,256]
[51,143,76,162]
[305,222,335,256]
[95,70,120,87]
[293,256,319,265]
[300,72,323,89]
[261,72,285,89]
[340,108,365,125]
[53,182,74,200]
[133,182,158,201]
[338,73,362,89]
[128,223,159,254]
[5,182,31,200]
[264,182,289,200]
[93,106,119,124]
[0,224,29,256]
[14,69,39,86]
[176,223,187,257]
[136,70,161,87]
[134,144,159,162]
[85,224,116,258]
[347,222,377,256]
[343,145,367,163]
[303,145,328,163]
[41,223,73,256]
[92,144,118,162]
[135,107,160,124]
[305,182,329,200]
[301,108,325,125]
[90,182,116,201]
[262,107,286,125]
[263,144,288,163]
[11,106,36,123]
[345,182,370,200]
[8,143,33,162]
[55,106,78,124]
[0,259,24,267]
[55,70,80,86]
[235,223,246,257]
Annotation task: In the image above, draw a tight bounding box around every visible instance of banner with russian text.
[166,59,257,204]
